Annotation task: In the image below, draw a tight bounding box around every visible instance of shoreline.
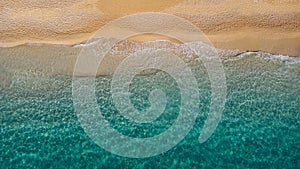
[1,29,299,57]
[1,27,299,57]
[1,40,299,87]
[0,40,298,79]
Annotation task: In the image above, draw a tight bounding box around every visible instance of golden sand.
[0,0,299,56]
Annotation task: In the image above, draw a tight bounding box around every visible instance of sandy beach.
[0,0,299,56]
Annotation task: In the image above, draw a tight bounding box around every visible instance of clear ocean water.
[1,52,299,168]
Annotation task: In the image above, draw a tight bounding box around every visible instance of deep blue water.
[1,53,299,168]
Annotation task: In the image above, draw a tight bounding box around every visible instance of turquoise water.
[1,52,299,168]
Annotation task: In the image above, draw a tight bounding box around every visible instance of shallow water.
[1,52,299,168]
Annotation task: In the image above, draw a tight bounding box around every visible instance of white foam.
[223,51,300,65]
[72,38,299,64]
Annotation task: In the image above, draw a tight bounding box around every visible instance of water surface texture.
[1,52,299,168]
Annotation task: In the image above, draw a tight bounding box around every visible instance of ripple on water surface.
[0,52,299,168]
